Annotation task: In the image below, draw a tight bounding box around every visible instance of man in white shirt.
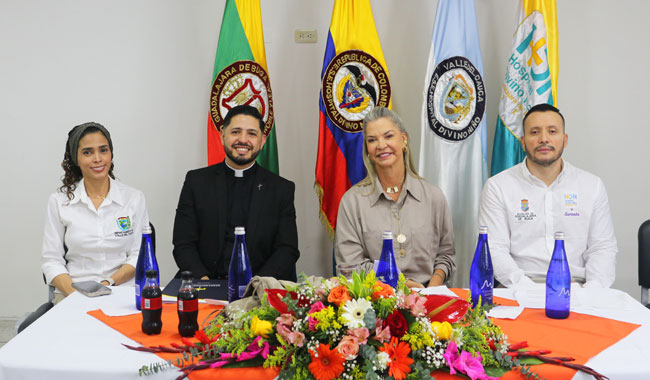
[479,104,617,288]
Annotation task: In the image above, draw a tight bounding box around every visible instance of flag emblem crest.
[322,50,391,133]
[210,60,274,137]
[521,199,529,212]
[426,56,485,142]
[116,216,131,231]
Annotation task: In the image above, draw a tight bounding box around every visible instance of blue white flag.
[491,0,558,175]
[418,0,488,287]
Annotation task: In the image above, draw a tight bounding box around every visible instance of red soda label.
[177,299,198,312]
[141,296,162,310]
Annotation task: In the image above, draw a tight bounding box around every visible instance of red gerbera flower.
[308,343,345,380]
[379,337,414,380]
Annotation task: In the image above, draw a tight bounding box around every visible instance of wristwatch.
[102,277,115,286]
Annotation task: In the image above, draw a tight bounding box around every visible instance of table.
[1,287,650,380]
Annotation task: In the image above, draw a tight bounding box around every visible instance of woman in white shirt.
[42,122,149,302]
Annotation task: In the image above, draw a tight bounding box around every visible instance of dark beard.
[225,145,259,166]
[525,144,564,167]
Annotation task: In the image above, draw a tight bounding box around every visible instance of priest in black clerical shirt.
[172,105,299,281]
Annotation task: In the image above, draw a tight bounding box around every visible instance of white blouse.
[41,178,149,287]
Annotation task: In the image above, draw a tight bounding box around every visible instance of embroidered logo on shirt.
[117,216,131,231]
[514,199,536,221]
[564,193,580,217]
[115,216,134,237]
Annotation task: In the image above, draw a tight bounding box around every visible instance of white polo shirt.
[478,159,617,288]
[41,178,150,287]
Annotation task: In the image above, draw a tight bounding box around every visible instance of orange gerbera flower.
[308,343,345,380]
[379,337,414,380]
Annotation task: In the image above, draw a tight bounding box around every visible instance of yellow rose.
[431,321,452,340]
[250,316,273,338]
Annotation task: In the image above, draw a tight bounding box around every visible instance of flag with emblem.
[418,0,488,287]
[490,0,558,175]
[315,0,392,237]
[207,0,279,174]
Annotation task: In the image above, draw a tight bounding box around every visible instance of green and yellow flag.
[207,0,278,174]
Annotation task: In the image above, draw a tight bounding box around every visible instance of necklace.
[391,208,407,257]
[385,186,399,194]
[86,183,109,201]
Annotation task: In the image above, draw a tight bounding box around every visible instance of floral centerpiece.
[132,271,608,380]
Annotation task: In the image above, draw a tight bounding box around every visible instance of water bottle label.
[238,285,247,298]
[142,297,162,310]
[178,299,198,312]
[559,288,571,297]
[135,284,140,297]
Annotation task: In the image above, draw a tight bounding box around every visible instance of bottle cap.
[479,226,488,234]
[181,271,193,280]
[142,225,152,234]
[145,269,158,278]
[554,231,565,240]
[234,226,246,235]
[382,231,393,240]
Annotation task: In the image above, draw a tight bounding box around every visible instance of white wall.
[1,0,648,318]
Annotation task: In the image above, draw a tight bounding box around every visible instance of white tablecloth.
[1,286,649,380]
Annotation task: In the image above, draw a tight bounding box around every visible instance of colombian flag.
[207,0,279,174]
[490,0,558,176]
[315,0,391,237]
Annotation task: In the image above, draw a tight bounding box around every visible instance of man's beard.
[525,143,565,167]
[225,143,259,166]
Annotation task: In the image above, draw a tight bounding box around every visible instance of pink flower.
[286,331,305,347]
[443,341,460,374]
[444,341,497,380]
[309,301,326,314]
[336,336,360,360]
[277,313,294,326]
[348,327,369,344]
[375,324,392,343]
[405,292,427,317]
[307,301,326,331]
[308,316,319,331]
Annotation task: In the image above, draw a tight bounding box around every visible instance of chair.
[638,219,650,308]
[15,222,156,334]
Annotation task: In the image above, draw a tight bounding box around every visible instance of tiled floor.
[0,319,17,349]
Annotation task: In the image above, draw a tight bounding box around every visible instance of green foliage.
[373,297,396,320]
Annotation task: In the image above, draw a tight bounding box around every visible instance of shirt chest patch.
[514,198,537,221]
[564,193,580,217]
[115,216,134,237]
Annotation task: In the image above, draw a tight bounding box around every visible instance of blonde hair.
[357,107,420,193]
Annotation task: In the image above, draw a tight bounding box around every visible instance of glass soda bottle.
[376,231,399,288]
[135,224,159,310]
[141,269,162,335]
[469,226,494,307]
[228,227,253,302]
[546,232,571,319]
[177,271,199,337]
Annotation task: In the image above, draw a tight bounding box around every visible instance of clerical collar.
[225,161,256,178]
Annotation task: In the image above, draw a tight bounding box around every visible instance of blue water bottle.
[228,227,253,302]
[376,231,399,288]
[469,226,494,307]
[546,232,571,319]
[135,224,159,310]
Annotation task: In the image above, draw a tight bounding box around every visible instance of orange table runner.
[90,300,639,380]
[449,288,520,306]
[88,304,280,380]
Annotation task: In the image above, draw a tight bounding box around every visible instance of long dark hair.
[59,126,115,200]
